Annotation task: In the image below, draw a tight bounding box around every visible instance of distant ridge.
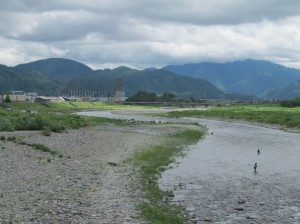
[16,58,94,81]
[163,59,300,96]
[2,57,300,99]
[265,79,300,99]
[66,67,225,99]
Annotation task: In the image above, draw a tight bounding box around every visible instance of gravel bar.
[0,123,178,223]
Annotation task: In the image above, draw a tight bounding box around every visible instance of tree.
[160,92,176,101]
[4,94,11,103]
[126,91,158,102]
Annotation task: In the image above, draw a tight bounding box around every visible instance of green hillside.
[5,57,299,99]
[265,79,300,99]
[16,58,94,81]
[68,66,225,99]
[164,59,300,96]
[0,67,63,95]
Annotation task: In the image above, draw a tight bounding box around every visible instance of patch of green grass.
[85,116,127,126]
[173,129,205,142]
[29,143,58,156]
[131,127,204,224]
[0,112,88,132]
[0,101,155,133]
[5,135,63,157]
[0,102,153,116]
[166,105,300,128]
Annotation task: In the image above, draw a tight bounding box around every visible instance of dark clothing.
[254,163,257,172]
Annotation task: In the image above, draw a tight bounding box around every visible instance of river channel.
[160,118,300,223]
[78,111,300,223]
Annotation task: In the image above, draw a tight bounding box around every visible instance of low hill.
[163,59,300,96]
[16,58,94,81]
[0,67,64,95]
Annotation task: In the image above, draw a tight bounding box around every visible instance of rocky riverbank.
[0,123,184,223]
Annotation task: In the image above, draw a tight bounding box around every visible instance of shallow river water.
[78,111,300,223]
[160,118,300,224]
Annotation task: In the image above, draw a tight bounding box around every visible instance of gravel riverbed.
[0,123,179,224]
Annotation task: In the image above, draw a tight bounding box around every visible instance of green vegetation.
[0,67,64,96]
[0,101,150,112]
[0,101,152,133]
[0,112,87,132]
[132,127,205,224]
[0,135,62,157]
[280,98,300,107]
[29,143,59,156]
[166,105,300,128]
[126,91,176,102]
[4,94,11,103]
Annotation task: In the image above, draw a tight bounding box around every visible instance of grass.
[28,143,59,156]
[166,105,300,128]
[1,135,62,157]
[0,112,88,132]
[0,101,153,113]
[0,101,156,133]
[131,127,205,224]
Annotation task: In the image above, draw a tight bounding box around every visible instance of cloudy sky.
[1,0,300,69]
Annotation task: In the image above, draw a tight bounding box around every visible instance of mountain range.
[163,59,300,98]
[1,58,300,99]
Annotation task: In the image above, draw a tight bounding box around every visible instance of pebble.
[0,124,170,223]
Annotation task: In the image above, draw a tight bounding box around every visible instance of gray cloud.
[1,0,300,69]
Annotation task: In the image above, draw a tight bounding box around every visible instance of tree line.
[280,98,300,107]
[126,91,176,102]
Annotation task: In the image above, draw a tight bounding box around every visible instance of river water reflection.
[159,119,300,223]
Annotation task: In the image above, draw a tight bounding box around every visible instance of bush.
[7,136,16,142]
[41,126,51,136]
[0,112,87,133]
[0,119,14,131]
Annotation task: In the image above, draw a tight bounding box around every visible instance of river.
[77,111,300,223]
[160,118,300,223]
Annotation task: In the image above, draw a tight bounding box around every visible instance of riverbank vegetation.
[280,98,300,107]
[0,101,152,133]
[0,101,150,112]
[166,105,300,128]
[131,127,205,224]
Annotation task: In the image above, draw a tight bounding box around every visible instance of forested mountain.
[0,64,9,70]
[163,59,300,96]
[264,79,300,99]
[0,66,64,95]
[16,58,94,81]
[2,57,300,99]
[64,66,225,99]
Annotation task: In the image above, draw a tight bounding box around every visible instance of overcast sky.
[1,0,300,69]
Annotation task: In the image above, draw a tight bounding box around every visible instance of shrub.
[41,126,51,136]
[0,119,14,131]
[7,136,16,142]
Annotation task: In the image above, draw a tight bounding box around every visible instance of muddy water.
[159,119,300,224]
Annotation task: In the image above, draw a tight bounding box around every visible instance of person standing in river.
[257,149,260,155]
[254,162,258,173]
